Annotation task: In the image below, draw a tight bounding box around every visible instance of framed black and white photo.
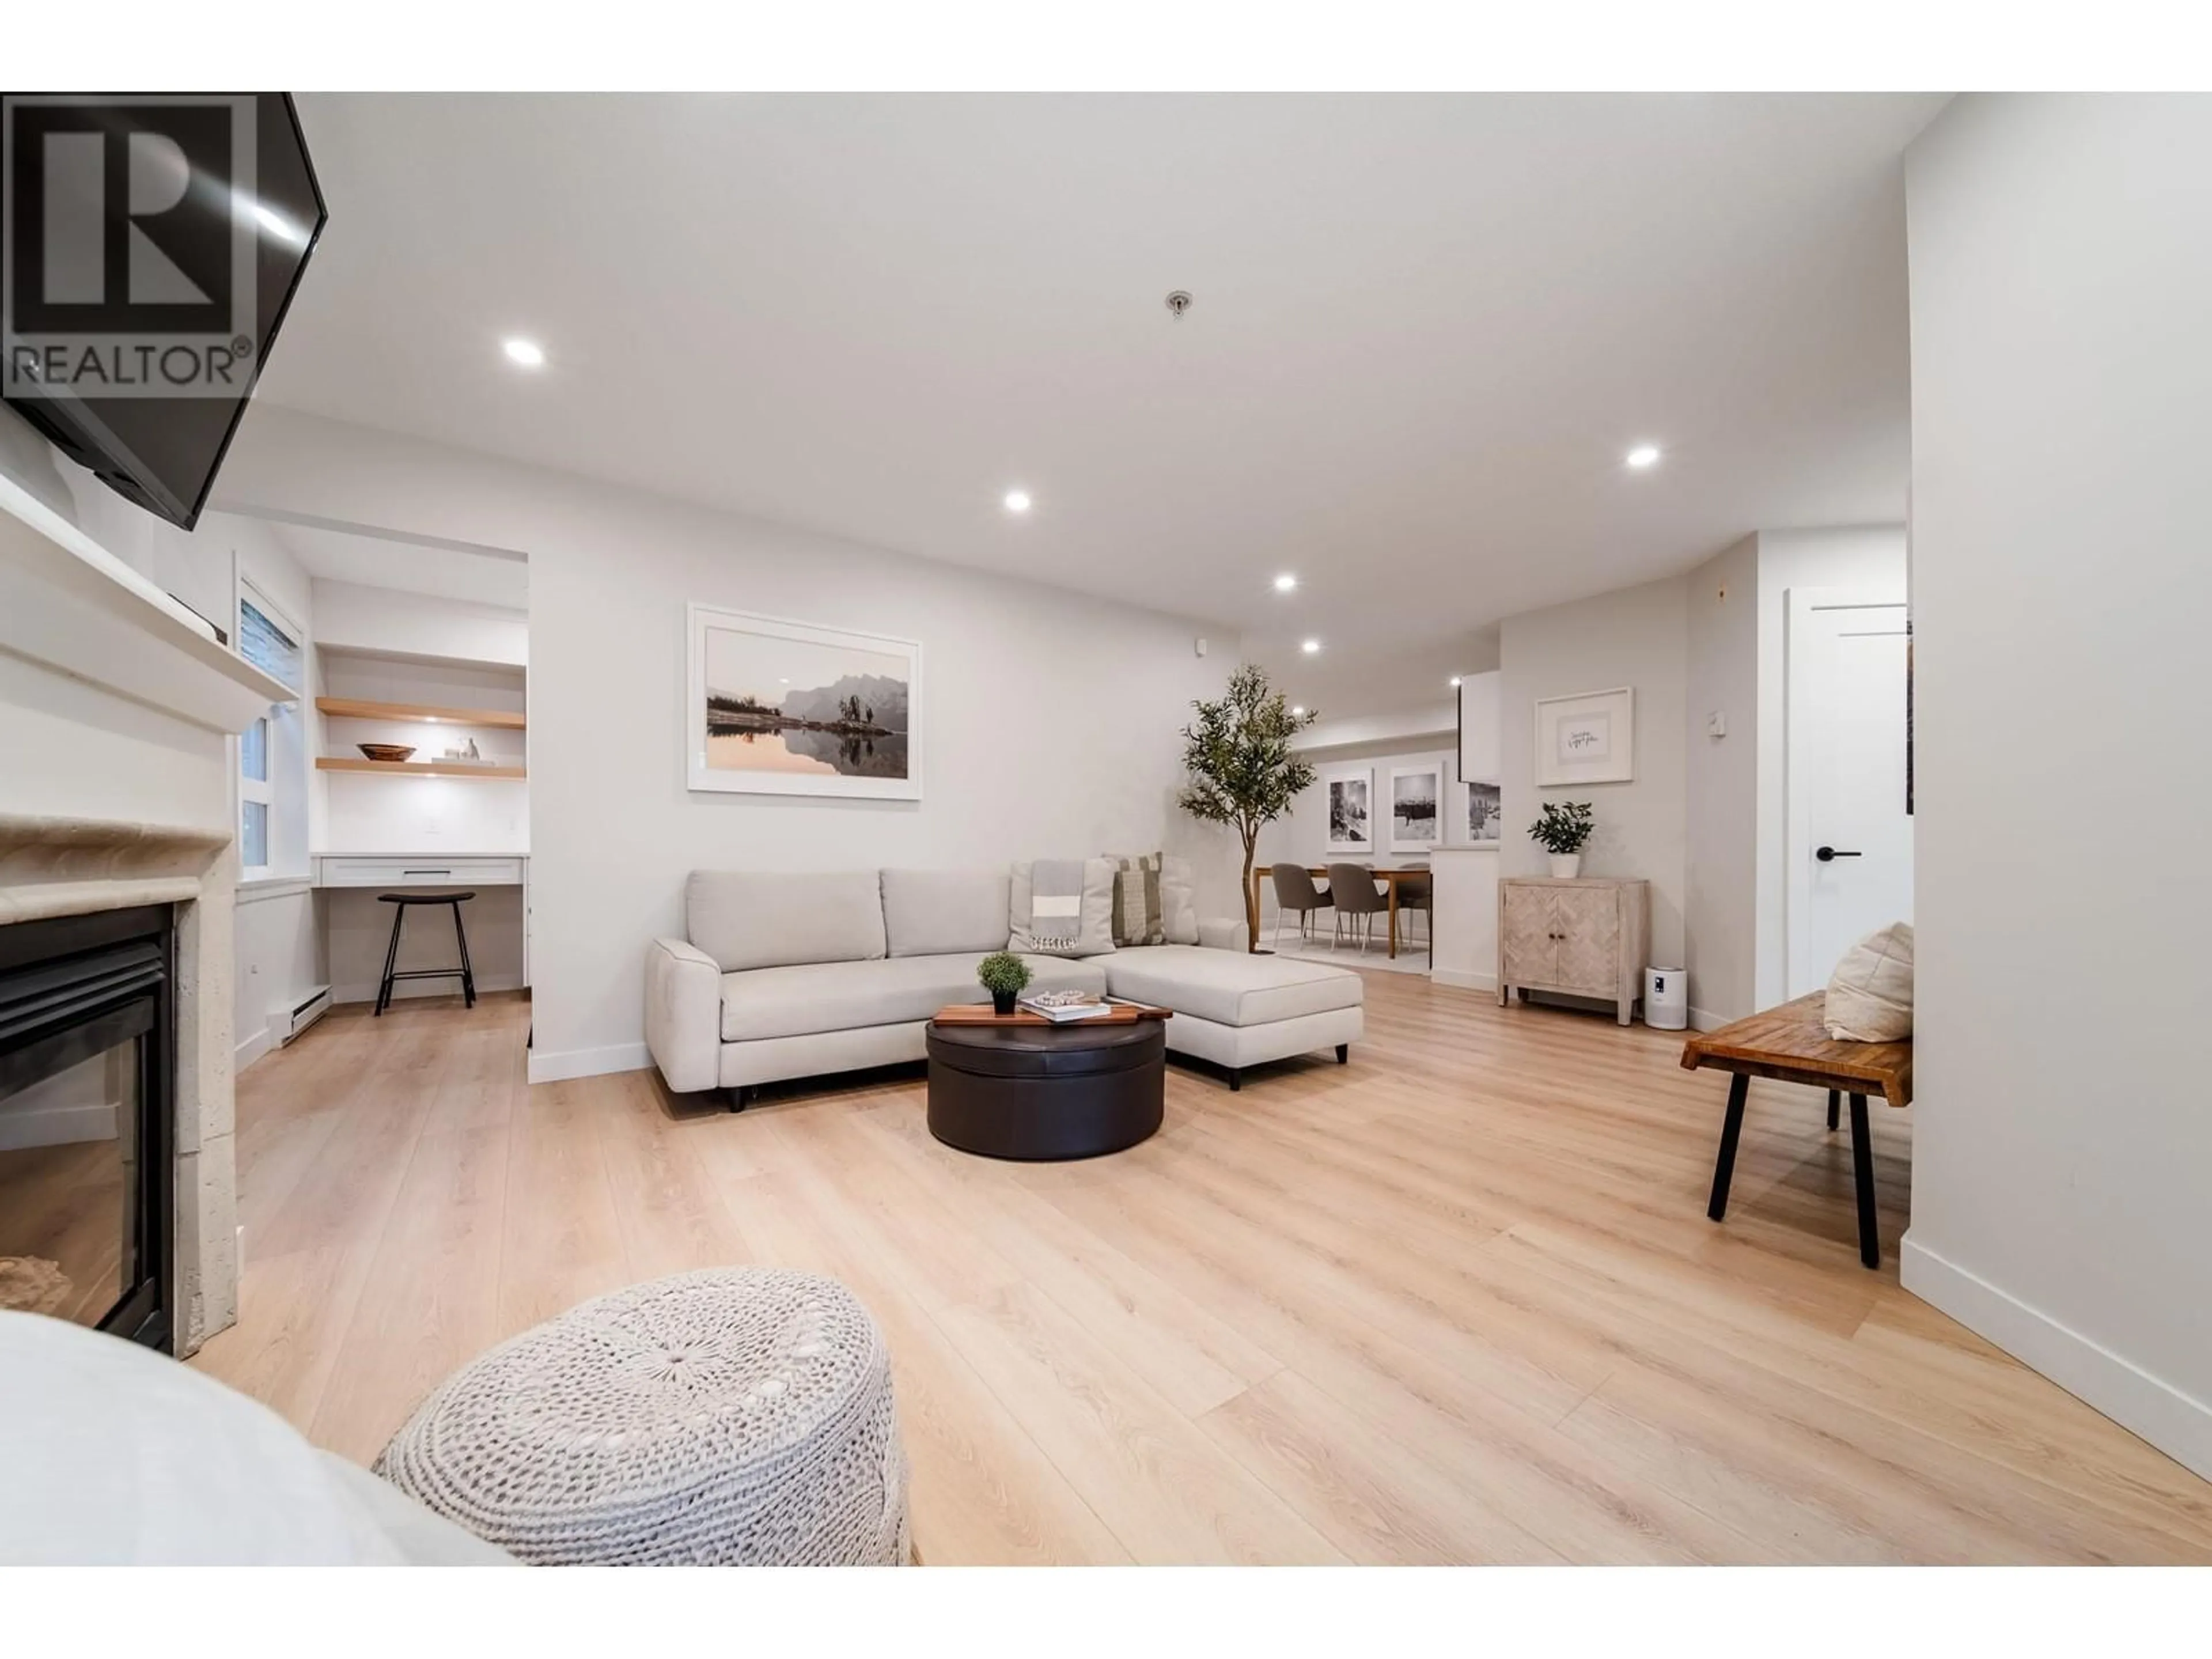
[1460,779,1502,846]
[686,603,922,798]
[1324,766,1373,854]
[1534,686,1634,786]
[1389,765,1442,853]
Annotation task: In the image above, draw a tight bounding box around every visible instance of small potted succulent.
[1529,800,1596,878]
[976,950,1032,1016]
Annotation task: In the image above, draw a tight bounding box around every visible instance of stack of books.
[1016,990,1115,1022]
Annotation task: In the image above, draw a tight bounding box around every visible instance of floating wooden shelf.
[316,696,526,728]
[317,757,526,779]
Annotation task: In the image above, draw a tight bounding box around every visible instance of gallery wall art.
[1460,779,1502,845]
[686,603,922,798]
[1533,686,1634,786]
[1389,765,1442,853]
[1323,766,1373,854]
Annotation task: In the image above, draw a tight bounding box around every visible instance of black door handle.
[1815,846,1862,862]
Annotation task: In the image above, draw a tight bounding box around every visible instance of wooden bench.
[1680,992,1912,1268]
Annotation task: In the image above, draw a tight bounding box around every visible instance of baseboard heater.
[278,985,332,1045]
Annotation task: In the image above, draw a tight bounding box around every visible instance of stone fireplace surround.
[1,816,236,1351]
[2,471,291,1355]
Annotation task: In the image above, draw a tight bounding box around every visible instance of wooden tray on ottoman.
[930,1002,1171,1028]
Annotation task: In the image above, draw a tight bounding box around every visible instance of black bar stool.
[374,891,478,1015]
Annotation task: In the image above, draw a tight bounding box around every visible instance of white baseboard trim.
[528,1041,652,1085]
[331,973,524,1007]
[1688,1006,1732,1033]
[234,1023,275,1073]
[1902,1233,2212,1483]
[1431,968,1498,993]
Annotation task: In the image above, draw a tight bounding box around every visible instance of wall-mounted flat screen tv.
[2,92,326,529]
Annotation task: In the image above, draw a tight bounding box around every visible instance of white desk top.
[315,850,529,859]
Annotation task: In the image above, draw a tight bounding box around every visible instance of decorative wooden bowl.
[357,743,416,763]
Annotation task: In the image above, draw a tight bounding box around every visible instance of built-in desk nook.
[310,644,530,1009]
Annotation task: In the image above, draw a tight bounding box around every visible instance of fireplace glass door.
[0,907,172,1349]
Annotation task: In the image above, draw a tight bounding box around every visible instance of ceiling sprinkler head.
[1165,290,1193,318]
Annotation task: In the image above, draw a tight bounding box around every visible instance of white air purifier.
[1643,966,1688,1031]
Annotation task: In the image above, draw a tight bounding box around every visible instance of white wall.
[234,884,325,1067]
[1903,93,2212,1478]
[312,578,528,667]
[1683,535,1760,1025]
[1499,574,1690,968]
[214,406,1239,1078]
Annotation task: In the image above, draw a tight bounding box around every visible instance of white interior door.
[1787,591,1914,997]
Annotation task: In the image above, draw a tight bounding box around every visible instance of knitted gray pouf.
[374,1268,910,1566]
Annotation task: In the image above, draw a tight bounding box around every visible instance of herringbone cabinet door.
[1550,885,1622,994]
[1500,887,1557,986]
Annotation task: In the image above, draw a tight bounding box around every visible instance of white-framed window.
[236,581,304,881]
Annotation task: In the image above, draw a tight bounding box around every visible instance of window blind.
[239,597,302,692]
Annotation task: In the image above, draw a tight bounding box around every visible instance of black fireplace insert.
[0,904,175,1350]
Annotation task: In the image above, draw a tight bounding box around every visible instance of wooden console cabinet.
[1497,876,1650,1026]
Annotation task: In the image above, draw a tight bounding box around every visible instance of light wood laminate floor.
[193,978,2212,1564]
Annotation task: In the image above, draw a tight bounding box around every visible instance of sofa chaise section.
[1101,945,1362,1088]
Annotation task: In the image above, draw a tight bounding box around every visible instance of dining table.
[1252,865,1430,959]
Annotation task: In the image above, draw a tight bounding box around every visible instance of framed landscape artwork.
[1324,767,1373,854]
[1461,779,1502,845]
[1533,685,1634,786]
[686,603,922,798]
[1388,765,1442,853]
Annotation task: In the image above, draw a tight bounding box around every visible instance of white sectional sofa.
[645,868,1363,1104]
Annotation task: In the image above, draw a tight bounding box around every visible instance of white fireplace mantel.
[1,470,277,1356]
[0,474,289,734]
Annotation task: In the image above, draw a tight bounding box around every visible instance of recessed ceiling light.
[1449,676,1461,688]
[503,338,546,368]
[1301,638,1321,654]
[1626,444,1661,469]
[1003,489,1032,513]
[1273,573,1298,593]
[1291,705,1306,717]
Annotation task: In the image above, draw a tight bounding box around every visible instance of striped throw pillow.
[1106,852,1166,947]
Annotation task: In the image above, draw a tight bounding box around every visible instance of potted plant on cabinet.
[1176,664,1319,953]
[976,950,1032,1016]
[1529,800,1595,878]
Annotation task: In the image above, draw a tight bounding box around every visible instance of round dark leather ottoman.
[925,1018,1166,1160]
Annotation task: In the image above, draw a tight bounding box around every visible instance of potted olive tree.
[976,950,1032,1016]
[1177,665,1318,953]
[1529,800,1595,878]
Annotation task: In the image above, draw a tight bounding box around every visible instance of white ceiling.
[272,520,529,610]
[259,93,1945,717]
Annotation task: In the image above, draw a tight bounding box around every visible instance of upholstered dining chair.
[1395,870,1433,950]
[1326,863,1388,953]
[1270,863,1332,949]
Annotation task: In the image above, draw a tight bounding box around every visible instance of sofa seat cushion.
[721,952,1110,1043]
[1101,945,1362,1028]
[722,955,978,1043]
